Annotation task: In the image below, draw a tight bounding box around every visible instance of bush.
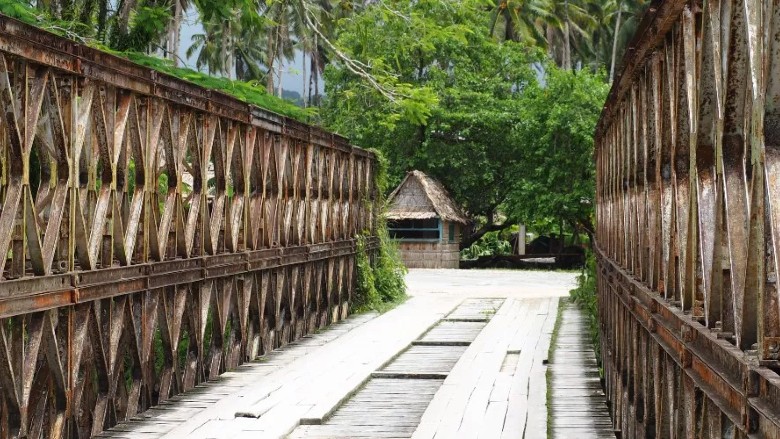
[373,224,407,305]
[460,230,512,260]
[352,149,408,313]
[353,226,407,313]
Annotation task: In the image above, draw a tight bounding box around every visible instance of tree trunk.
[267,26,277,93]
[563,0,571,70]
[228,49,235,80]
[503,9,516,42]
[302,51,308,107]
[313,37,320,105]
[609,1,624,83]
[558,217,565,254]
[214,20,235,80]
[221,22,232,78]
[116,0,136,36]
[277,63,283,97]
[546,24,556,64]
[309,53,315,106]
[169,0,183,66]
[96,0,109,40]
[516,224,526,255]
[79,0,97,34]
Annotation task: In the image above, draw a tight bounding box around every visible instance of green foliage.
[0,0,310,121]
[352,149,407,313]
[113,52,315,121]
[324,0,611,248]
[187,0,268,81]
[507,66,609,234]
[0,0,94,40]
[111,5,171,52]
[460,231,511,260]
[479,0,651,75]
[569,251,600,363]
[352,224,408,313]
[323,0,542,226]
[0,0,38,24]
[372,222,407,305]
[353,235,380,312]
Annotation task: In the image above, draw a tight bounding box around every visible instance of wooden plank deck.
[417,320,487,344]
[412,297,558,439]
[95,314,379,438]
[380,345,468,376]
[96,291,465,439]
[290,378,444,439]
[444,298,505,321]
[548,304,616,438]
[289,298,503,439]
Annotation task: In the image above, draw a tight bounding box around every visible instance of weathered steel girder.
[596,0,780,436]
[0,15,379,439]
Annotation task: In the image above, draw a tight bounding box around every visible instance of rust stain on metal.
[597,0,780,435]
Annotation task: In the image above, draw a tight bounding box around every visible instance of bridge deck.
[99,270,590,439]
[548,305,615,438]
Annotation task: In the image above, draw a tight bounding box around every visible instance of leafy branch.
[298,0,403,102]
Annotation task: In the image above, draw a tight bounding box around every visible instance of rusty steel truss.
[595,0,780,437]
[0,15,379,439]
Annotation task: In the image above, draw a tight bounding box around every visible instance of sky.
[178,7,316,96]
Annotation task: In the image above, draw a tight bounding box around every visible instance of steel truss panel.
[596,0,780,436]
[0,14,379,439]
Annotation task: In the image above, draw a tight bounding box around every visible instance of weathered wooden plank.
[548,305,615,438]
[290,379,444,439]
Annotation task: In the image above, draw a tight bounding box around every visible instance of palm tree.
[548,0,597,69]
[486,0,597,70]
[186,18,224,74]
[487,0,550,45]
[609,0,623,81]
[607,0,649,78]
[187,4,267,80]
[263,0,309,96]
[571,0,649,74]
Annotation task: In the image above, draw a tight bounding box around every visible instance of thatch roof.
[386,170,470,224]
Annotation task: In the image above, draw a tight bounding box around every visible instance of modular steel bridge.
[0,15,380,439]
[596,0,780,437]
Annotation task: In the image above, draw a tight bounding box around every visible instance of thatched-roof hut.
[386,171,469,269]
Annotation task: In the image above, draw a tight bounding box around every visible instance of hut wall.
[396,221,461,269]
[397,242,460,268]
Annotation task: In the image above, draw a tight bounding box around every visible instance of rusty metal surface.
[0,15,379,439]
[596,0,780,437]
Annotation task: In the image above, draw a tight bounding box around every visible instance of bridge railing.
[595,0,780,436]
[0,15,379,438]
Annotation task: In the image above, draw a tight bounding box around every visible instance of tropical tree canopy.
[321,0,609,246]
[507,67,609,238]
